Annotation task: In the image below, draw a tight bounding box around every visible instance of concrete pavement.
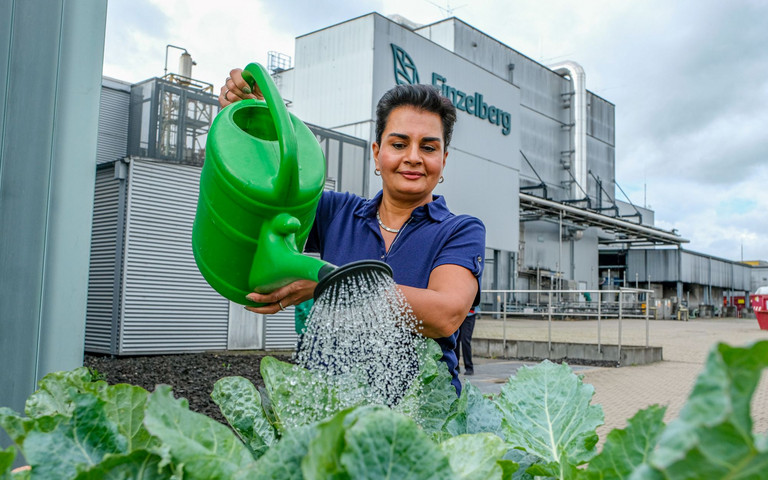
[460,316,768,443]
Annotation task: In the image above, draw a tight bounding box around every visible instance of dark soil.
[84,352,294,424]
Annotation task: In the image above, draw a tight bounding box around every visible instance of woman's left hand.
[219,68,262,108]
[245,279,317,314]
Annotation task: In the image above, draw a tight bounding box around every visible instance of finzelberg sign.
[391,44,511,136]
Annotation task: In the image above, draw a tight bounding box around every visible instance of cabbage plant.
[1,340,766,479]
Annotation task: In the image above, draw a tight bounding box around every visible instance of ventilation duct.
[549,61,587,201]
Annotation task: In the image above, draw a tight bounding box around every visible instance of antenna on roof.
[426,0,466,17]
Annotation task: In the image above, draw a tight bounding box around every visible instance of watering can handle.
[242,63,298,198]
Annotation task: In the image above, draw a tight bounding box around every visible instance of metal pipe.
[559,210,563,304]
[520,193,687,243]
[164,44,189,76]
[549,61,587,200]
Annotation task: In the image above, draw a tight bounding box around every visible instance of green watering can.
[192,63,390,307]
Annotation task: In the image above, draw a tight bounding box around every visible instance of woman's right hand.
[219,68,263,108]
[244,279,317,315]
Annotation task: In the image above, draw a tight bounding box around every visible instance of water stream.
[288,268,426,425]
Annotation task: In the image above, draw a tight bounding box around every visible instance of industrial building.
[85,13,763,355]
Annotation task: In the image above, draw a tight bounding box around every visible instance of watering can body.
[192,63,332,306]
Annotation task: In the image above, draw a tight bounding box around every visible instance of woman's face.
[372,106,448,205]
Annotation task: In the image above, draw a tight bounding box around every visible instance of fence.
[480,288,653,361]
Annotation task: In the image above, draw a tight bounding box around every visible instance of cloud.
[264,0,381,34]
[105,0,168,38]
[102,0,169,81]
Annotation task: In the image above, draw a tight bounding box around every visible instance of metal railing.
[480,288,653,361]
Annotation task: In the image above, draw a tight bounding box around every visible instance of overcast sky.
[102,0,768,263]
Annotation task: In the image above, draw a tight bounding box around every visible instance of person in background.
[454,307,478,375]
[219,70,486,395]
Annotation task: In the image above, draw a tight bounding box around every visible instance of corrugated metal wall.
[586,93,615,202]
[681,253,707,284]
[679,252,751,289]
[227,302,263,350]
[587,93,615,145]
[96,81,130,165]
[85,165,122,353]
[627,249,678,281]
[265,308,298,350]
[752,268,768,292]
[627,249,752,290]
[119,158,228,354]
[733,260,752,291]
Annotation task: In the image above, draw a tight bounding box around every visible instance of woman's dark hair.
[375,84,457,148]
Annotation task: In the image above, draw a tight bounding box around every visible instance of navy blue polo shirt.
[305,190,486,395]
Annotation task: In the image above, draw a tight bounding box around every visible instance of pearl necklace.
[376,210,400,233]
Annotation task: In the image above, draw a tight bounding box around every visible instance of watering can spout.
[248,213,336,295]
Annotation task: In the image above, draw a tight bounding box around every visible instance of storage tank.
[179,52,194,79]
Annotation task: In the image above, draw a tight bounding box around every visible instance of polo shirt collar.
[355,190,451,222]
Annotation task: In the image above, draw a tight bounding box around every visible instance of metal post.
[597,289,602,354]
[548,290,553,352]
[502,292,507,355]
[645,290,650,347]
[607,268,612,308]
[618,289,623,364]
[647,274,651,306]
[536,265,540,306]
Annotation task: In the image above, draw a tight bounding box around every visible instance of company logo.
[390,44,511,136]
[432,74,511,136]
[391,44,419,85]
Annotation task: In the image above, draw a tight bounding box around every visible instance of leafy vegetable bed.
[83,352,293,425]
[3,340,767,479]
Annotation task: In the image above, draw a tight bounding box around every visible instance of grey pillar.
[0,0,107,416]
[676,246,683,300]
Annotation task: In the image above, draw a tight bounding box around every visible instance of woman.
[220,70,486,394]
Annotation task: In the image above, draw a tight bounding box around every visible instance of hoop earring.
[439,176,444,183]
[374,169,381,176]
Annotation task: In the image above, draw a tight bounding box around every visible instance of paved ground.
[461,316,768,444]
